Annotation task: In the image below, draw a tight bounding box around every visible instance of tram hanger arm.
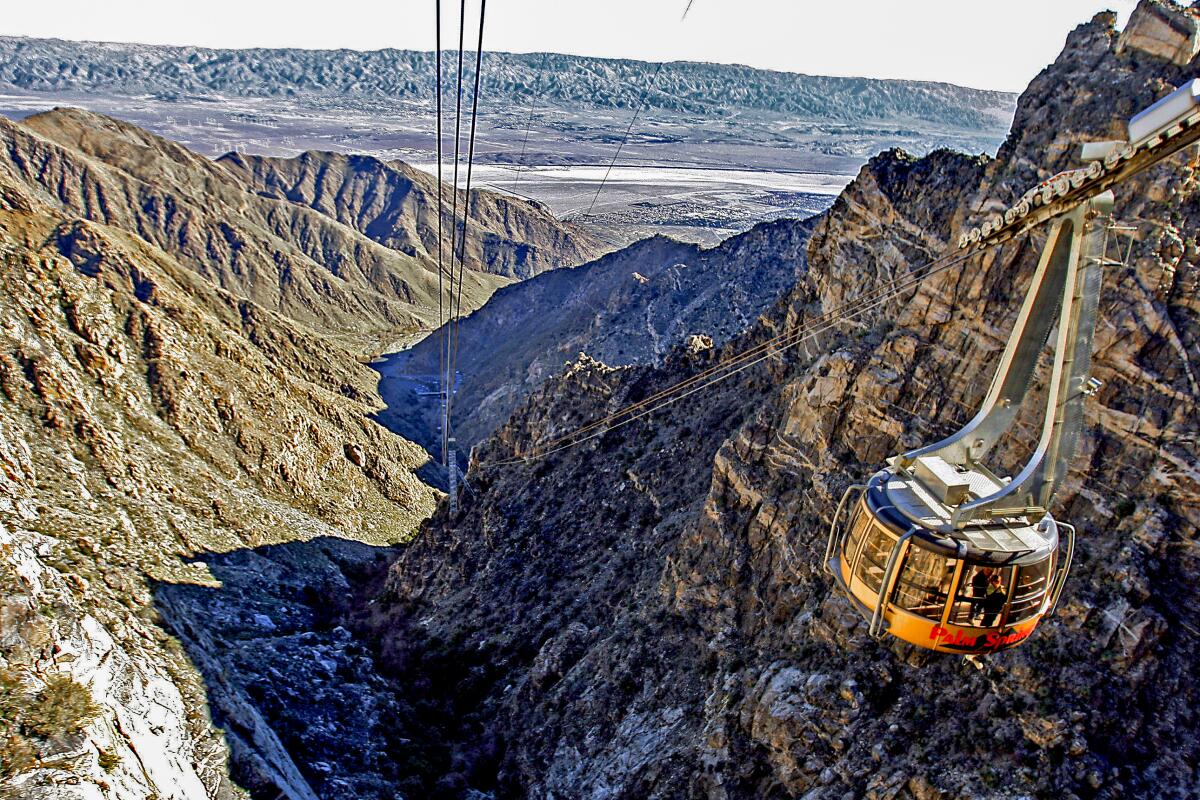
[894,192,1113,529]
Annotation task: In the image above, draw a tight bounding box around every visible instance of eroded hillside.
[0,109,598,355]
[219,150,601,281]
[374,4,1200,798]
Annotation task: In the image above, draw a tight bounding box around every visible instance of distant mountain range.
[0,36,1016,130]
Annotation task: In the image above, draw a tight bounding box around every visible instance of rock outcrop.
[374,4,1200,798]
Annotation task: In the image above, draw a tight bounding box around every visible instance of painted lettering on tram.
[928,623,1035,650]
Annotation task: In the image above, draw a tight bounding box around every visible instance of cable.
[446,0,488,461]
[502,255,952,457]
[484,239,999,467]
[440,0,469,468]
[516,241,978,448]
[435,0,446,464]
[492,271,950,465]
[513,52,550,189]
[583,61,664,218]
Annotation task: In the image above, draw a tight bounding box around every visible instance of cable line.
[485,238,1001,466]
[445,0,488,470]
[522,243,976,445]
[434,3,445,330]
[435,0,446,461]
[440,0,469,467]
[513,52,550,189]
[583,61,664,218]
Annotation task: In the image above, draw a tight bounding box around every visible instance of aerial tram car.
[824,80,1200,655]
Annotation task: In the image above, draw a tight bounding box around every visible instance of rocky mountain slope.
[218,149,598,281]
[0,108,598,354]
[376,217,817,461]
[0,145,448,797]
[372,3,1200,798]
[0,38,1015,131]
[0,98,597,800]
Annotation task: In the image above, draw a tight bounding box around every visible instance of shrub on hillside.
[0,669,101,785]
[25,674,100,738]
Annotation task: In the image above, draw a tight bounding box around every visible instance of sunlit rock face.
[1118,0,1200,65]
[375,3,1200,798]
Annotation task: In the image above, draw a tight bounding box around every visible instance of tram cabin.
[829,465,1071,654]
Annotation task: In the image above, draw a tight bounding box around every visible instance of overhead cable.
[582,61,665,218]
[483,241,999,466]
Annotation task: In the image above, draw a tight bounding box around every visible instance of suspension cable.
[445,0,488,454]
[435,0,446,462]
[483,237,1007,467]
[583,61,664,218]
[513,52,550,189]
[512,243,978,449]
[440,0,469,467]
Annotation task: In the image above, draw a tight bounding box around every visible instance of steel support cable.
[513,52,550,189]
[501,253,964,458]
[435,2,445,330]
[500,242,984,458]
[583,61,665,218]
[451,0,487,354]
[435,0,446,462]
[440,0,469,466]
[446,0,488,444]
[485,240,1003,467]
[486,262,969,467]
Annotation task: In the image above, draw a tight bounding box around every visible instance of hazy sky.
[4,1,1140,92]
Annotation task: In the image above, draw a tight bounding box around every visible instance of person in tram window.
[969,567,992,624]
[981,570,1007,627]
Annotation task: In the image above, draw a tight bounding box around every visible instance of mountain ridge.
[0,35,1016,131]
[0,107,601,353]
[218,149,599,281]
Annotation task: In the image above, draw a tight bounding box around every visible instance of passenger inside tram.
[965,567,1007,626]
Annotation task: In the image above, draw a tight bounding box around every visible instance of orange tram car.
[824,189,1109,655]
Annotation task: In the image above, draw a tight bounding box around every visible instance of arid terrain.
[1,3,1198,800]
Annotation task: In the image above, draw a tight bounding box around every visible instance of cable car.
[825,190,1114,654]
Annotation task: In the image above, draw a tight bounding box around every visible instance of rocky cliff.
[0,139,454,797]
[374,4,1200,798]
[375,217,816,462]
